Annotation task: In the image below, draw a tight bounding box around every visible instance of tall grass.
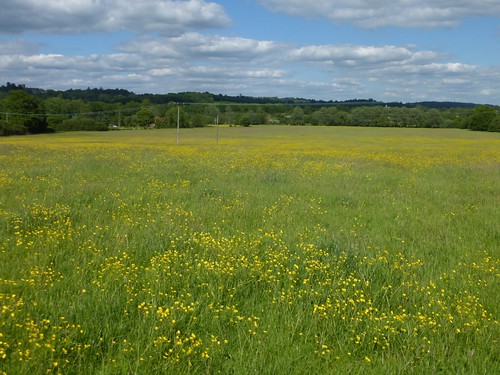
[0,126,499,374]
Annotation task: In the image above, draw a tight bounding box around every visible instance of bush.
[53,118,108,132]
[0,119,28,135]
[488,115,500,132]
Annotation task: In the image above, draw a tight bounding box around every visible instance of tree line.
[0,83,498,136]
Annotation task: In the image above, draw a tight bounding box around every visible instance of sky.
[0,0,499,104]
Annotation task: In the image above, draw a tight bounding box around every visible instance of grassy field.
[0,126,499,374]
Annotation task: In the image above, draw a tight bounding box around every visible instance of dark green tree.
[161,106,190,128]
[237,110,266,126]
[489,115,500,132]
[2,90,47,134]
[54,117,108,132]
[465,105,497,131]
[422,109,445,128]
[289,107,305,125]
[312,107,349,126]
[134,108,155,128]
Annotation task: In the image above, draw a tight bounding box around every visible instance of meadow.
[0,126,498,374]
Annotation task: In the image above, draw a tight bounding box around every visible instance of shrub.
[53,117,109,132]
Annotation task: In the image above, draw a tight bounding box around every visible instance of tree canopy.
[0,83,498,135]
[0,90,47,135]
[465,105,499,132]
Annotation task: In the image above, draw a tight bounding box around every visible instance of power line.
[0,100,373,119]
[0,107,143,117]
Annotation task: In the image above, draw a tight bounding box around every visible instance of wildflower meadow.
[0,126,498,374]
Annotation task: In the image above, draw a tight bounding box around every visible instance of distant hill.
[0,82,482,108]
[408,101,477,109]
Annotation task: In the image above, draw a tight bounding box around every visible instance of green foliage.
[158,106,191,128]
[488,115,500,132]
[134,108,155,128]
[1,90,48,133]
[1,83,498,135]
[289,107,305,125]
[236,109,267,126]
[53,117,108,131]
[311,106,348,125]
[465,105,498,132]
[421,109,445,128]
[238,113,252,127]
[0,118,28,135]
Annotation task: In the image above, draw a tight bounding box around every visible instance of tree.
[312,107,349,126]
[489,115,500,132]
[422,109,445,128]
[350,107,381,126]
[161,106,190,128]
[134,108,155,128]
[0,118,27,135]
[289,107,305,125]
[465,105,497,131]
[53,117,108,132]
[2,90,47,134]
[237,110,266,126]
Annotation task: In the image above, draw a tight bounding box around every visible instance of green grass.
[0,126,499,374]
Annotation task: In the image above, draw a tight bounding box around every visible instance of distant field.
[0,126,499,374]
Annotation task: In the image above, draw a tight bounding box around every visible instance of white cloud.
[0,31,498,103]
[258,0,500,28]
[0,0,230,34]
[119,33,286,62]
[289,45,416,66]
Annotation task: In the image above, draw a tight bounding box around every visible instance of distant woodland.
[1,82,499,135]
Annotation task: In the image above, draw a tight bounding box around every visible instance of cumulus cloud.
[117,35,444,74]
[290,45,417,67]
[119,33,287,62]
[0,0,230,34]
[1,29,498,102]
[258,0,500,28]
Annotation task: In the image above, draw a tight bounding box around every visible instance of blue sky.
[0,0,499,103]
